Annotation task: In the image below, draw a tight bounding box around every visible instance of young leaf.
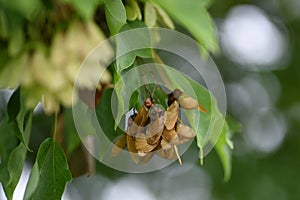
[151,0,219,53]
[125,0,142,21]
[105,0,127,35]
[24,138,72,200]
[144,2,157,27]
[152,3,174,29]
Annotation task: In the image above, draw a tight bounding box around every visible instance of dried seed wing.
[135,132,157,153]
[156,144,177,160]
[162,128,178,144]
[176,122,196,138]
[129,105,149,134]
[111,134,127,157]
[164,101,179,130]
[135,105,149,125]
[146,111,165,144]
[160,138,172,150]
[139,152,154,165]
[127,135,139,164]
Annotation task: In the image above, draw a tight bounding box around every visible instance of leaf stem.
[200,146,204,165]
[53,111,58,140]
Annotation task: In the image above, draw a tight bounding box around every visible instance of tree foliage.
[0,0,235,199]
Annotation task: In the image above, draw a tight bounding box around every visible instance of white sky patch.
[220,5,287,70]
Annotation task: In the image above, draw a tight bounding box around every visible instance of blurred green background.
[1,0,300,199]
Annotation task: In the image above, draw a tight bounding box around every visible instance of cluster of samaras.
[111,89,207,165]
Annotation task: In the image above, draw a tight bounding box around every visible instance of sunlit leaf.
[0,54,27,89]
[144,2,157,27]
[105,0,127,35]
[24,138,72,200]
[152,0,219,53]
[152,3,174,29]
[125,0,142,21]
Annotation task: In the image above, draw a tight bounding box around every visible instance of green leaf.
[151,0,219,53]
[129,90,139,109]
[8,26,24,56]
[24,138,72,200]
[125,0,142,21]
[62,0,98,19]
[105,0,127,35]
[152,3,174,29]
[7,88,20,122]
[144,2,157,27]
[96,88,124,141]
[0,9,8,39]
[214,122,232,182]
[0,112,32,200]
[7,88,33,151]
[0,54,27,89]
[64,108,81,154]
[0,0,42,20]
[4,143,27,199]
[116,20,153,73]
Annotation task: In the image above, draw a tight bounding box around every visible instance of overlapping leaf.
[24,138,72,200]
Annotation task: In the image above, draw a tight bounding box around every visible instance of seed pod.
[172,89,207,113]
[127,135,139,164]
[164,100,179,130]
[111,134,127,157]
